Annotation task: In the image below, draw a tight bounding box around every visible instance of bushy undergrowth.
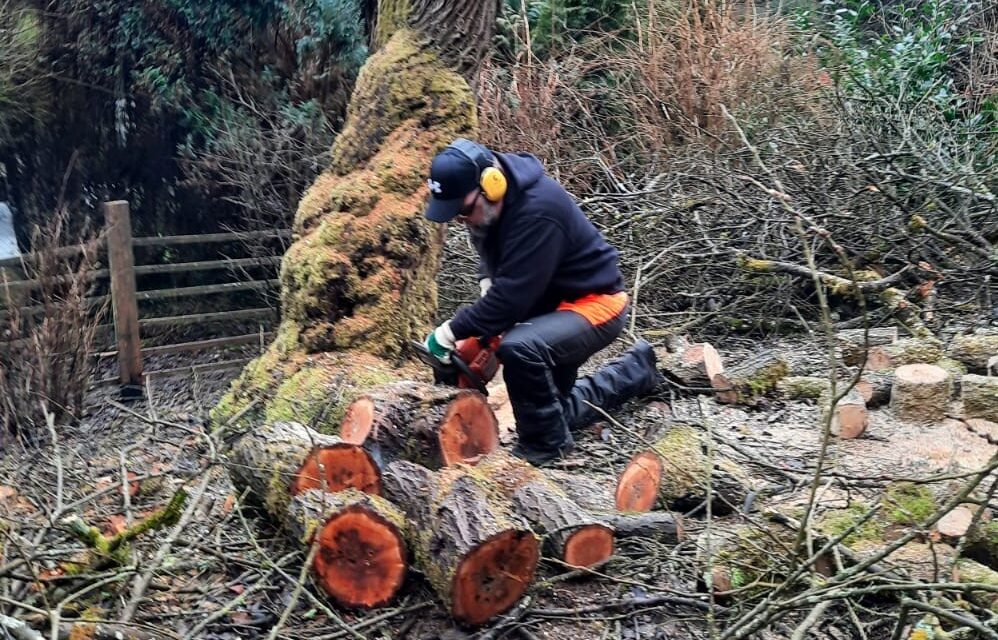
[464,0,997,336]
[0,210,105,442]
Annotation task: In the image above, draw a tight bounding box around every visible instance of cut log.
[776,376,829,401]
[287,489,407,608]
[890,364,952,423]
[694,523,799,595]
[949,333,998,372]
[339,381,499,469]
[615,425,752,515]
[542,469,684,543]
[382,461,539,626]
[935,506,974,545]
[227,421,381,517]
[659,342,725,390]
[856,371,893,408]
[953,557,998,611]
[821,388,868,439]
[963,374,998,422]
[837,327,899,366]
[711,350,788,405]
[472,451,612,568]
[853,337,944,372]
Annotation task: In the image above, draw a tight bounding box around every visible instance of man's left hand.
[425,320,456,363]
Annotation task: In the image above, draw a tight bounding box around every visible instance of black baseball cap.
[424,140,492,222]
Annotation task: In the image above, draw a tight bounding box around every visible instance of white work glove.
[479,278,493,298]
[424,320,456,363]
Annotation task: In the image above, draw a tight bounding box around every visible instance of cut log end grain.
[314,506,407,608]
[293,445,382,496]
[890,363,952,423]
[936,506,974,544]
[340,398,375,444]
[563,524,614,568]
[614,451,662,512]
[438,393,500,466]
[451,530,540,626]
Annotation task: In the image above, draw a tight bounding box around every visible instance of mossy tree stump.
[339,381,499,469]
[890,364,952,423]
[211,0,502,433]
[615,424,751,515]
[227,421,382,518]
[472,450,613,568]
[288,489,408,608]
[382,460,540,626]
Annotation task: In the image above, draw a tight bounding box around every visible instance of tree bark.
[339,381,499,469]
[712,350,789,405]
[288,489,407,608]
[382,461,540,626]
[227,421,382,518]
[948,332,998,372]
[660,342,725,390]
[963,374,998,422]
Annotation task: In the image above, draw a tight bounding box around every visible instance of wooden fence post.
[103,201,143,389]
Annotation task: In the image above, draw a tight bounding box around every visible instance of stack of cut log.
[225,381,684,625]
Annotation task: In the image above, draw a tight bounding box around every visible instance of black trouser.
[497,303,660,455]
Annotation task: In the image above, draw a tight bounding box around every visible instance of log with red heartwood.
[711,350,789,405]
[659,342,725,390]
[226,421,382,518]
[890,363,952,423]
[615,424,752,515]
[288,489,407,608]
[339,381,499,469]
[382,460,540,626]
[472,450,613,568]
[543,468,685,543]
[821,388,869,439]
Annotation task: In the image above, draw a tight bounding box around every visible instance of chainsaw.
[410,336,501,395]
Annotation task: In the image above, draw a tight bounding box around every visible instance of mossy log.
[711,350,788,405]
[472,450,613,568]
[659,342,725,390]
[382,461,539,626]
[856,371,894,408]
[954,557,998,612]
[963,374,998,422]
[890,364,952,423]
[287,489,407,609]
[776,376,829,401]
[543,469,685,543]
[837,327,899,366]
[339,381,499,469]
[615,425,752,515]
[694,523,800,595]
[227,421,382,518]
[948,333,998,372]
[821,388,868,439]
[856,337,944,372]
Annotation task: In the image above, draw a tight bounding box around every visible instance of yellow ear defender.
[451,138,508,202]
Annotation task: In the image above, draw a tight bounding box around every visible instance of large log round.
[473,451,613,568]
[382,461,539,625]
[288,489,407,608]
[963,374,998,422]
[890,364,952,423]
[339,381,499,469]
[227,421,382,517]
[615,425,751,515]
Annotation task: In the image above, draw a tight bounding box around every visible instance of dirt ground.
[1,334,995,640]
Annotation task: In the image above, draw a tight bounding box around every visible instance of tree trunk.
[287,489,407,608]
[615,425,752,515]
[226,421,382,518]
[339,381,499,469]
[382,461,540,626]
[712,350,789,405]
[212,0,500,432]
[473,451,613,568]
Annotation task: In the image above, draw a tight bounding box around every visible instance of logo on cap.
[427,178,442,194]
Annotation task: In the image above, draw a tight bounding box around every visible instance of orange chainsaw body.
[453,336,502,389]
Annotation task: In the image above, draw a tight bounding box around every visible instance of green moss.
[818,503,885,547]
[265,366,341,432]
[746,361,790,396]
[885,483,936,525]
[934,357,967,378]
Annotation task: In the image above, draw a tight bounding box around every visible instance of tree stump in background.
[615,425,751,515]
[339,381,499,469]
[890,364,952,423]
[962,375,998,422]
[287,489,407,608]
[473,450,613,568]
[712,351,788,405]
[227,421,382,517]
[382,461,539,625]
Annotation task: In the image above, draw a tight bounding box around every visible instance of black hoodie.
[448,152,624,340]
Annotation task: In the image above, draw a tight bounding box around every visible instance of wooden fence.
[0,200,289,389]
